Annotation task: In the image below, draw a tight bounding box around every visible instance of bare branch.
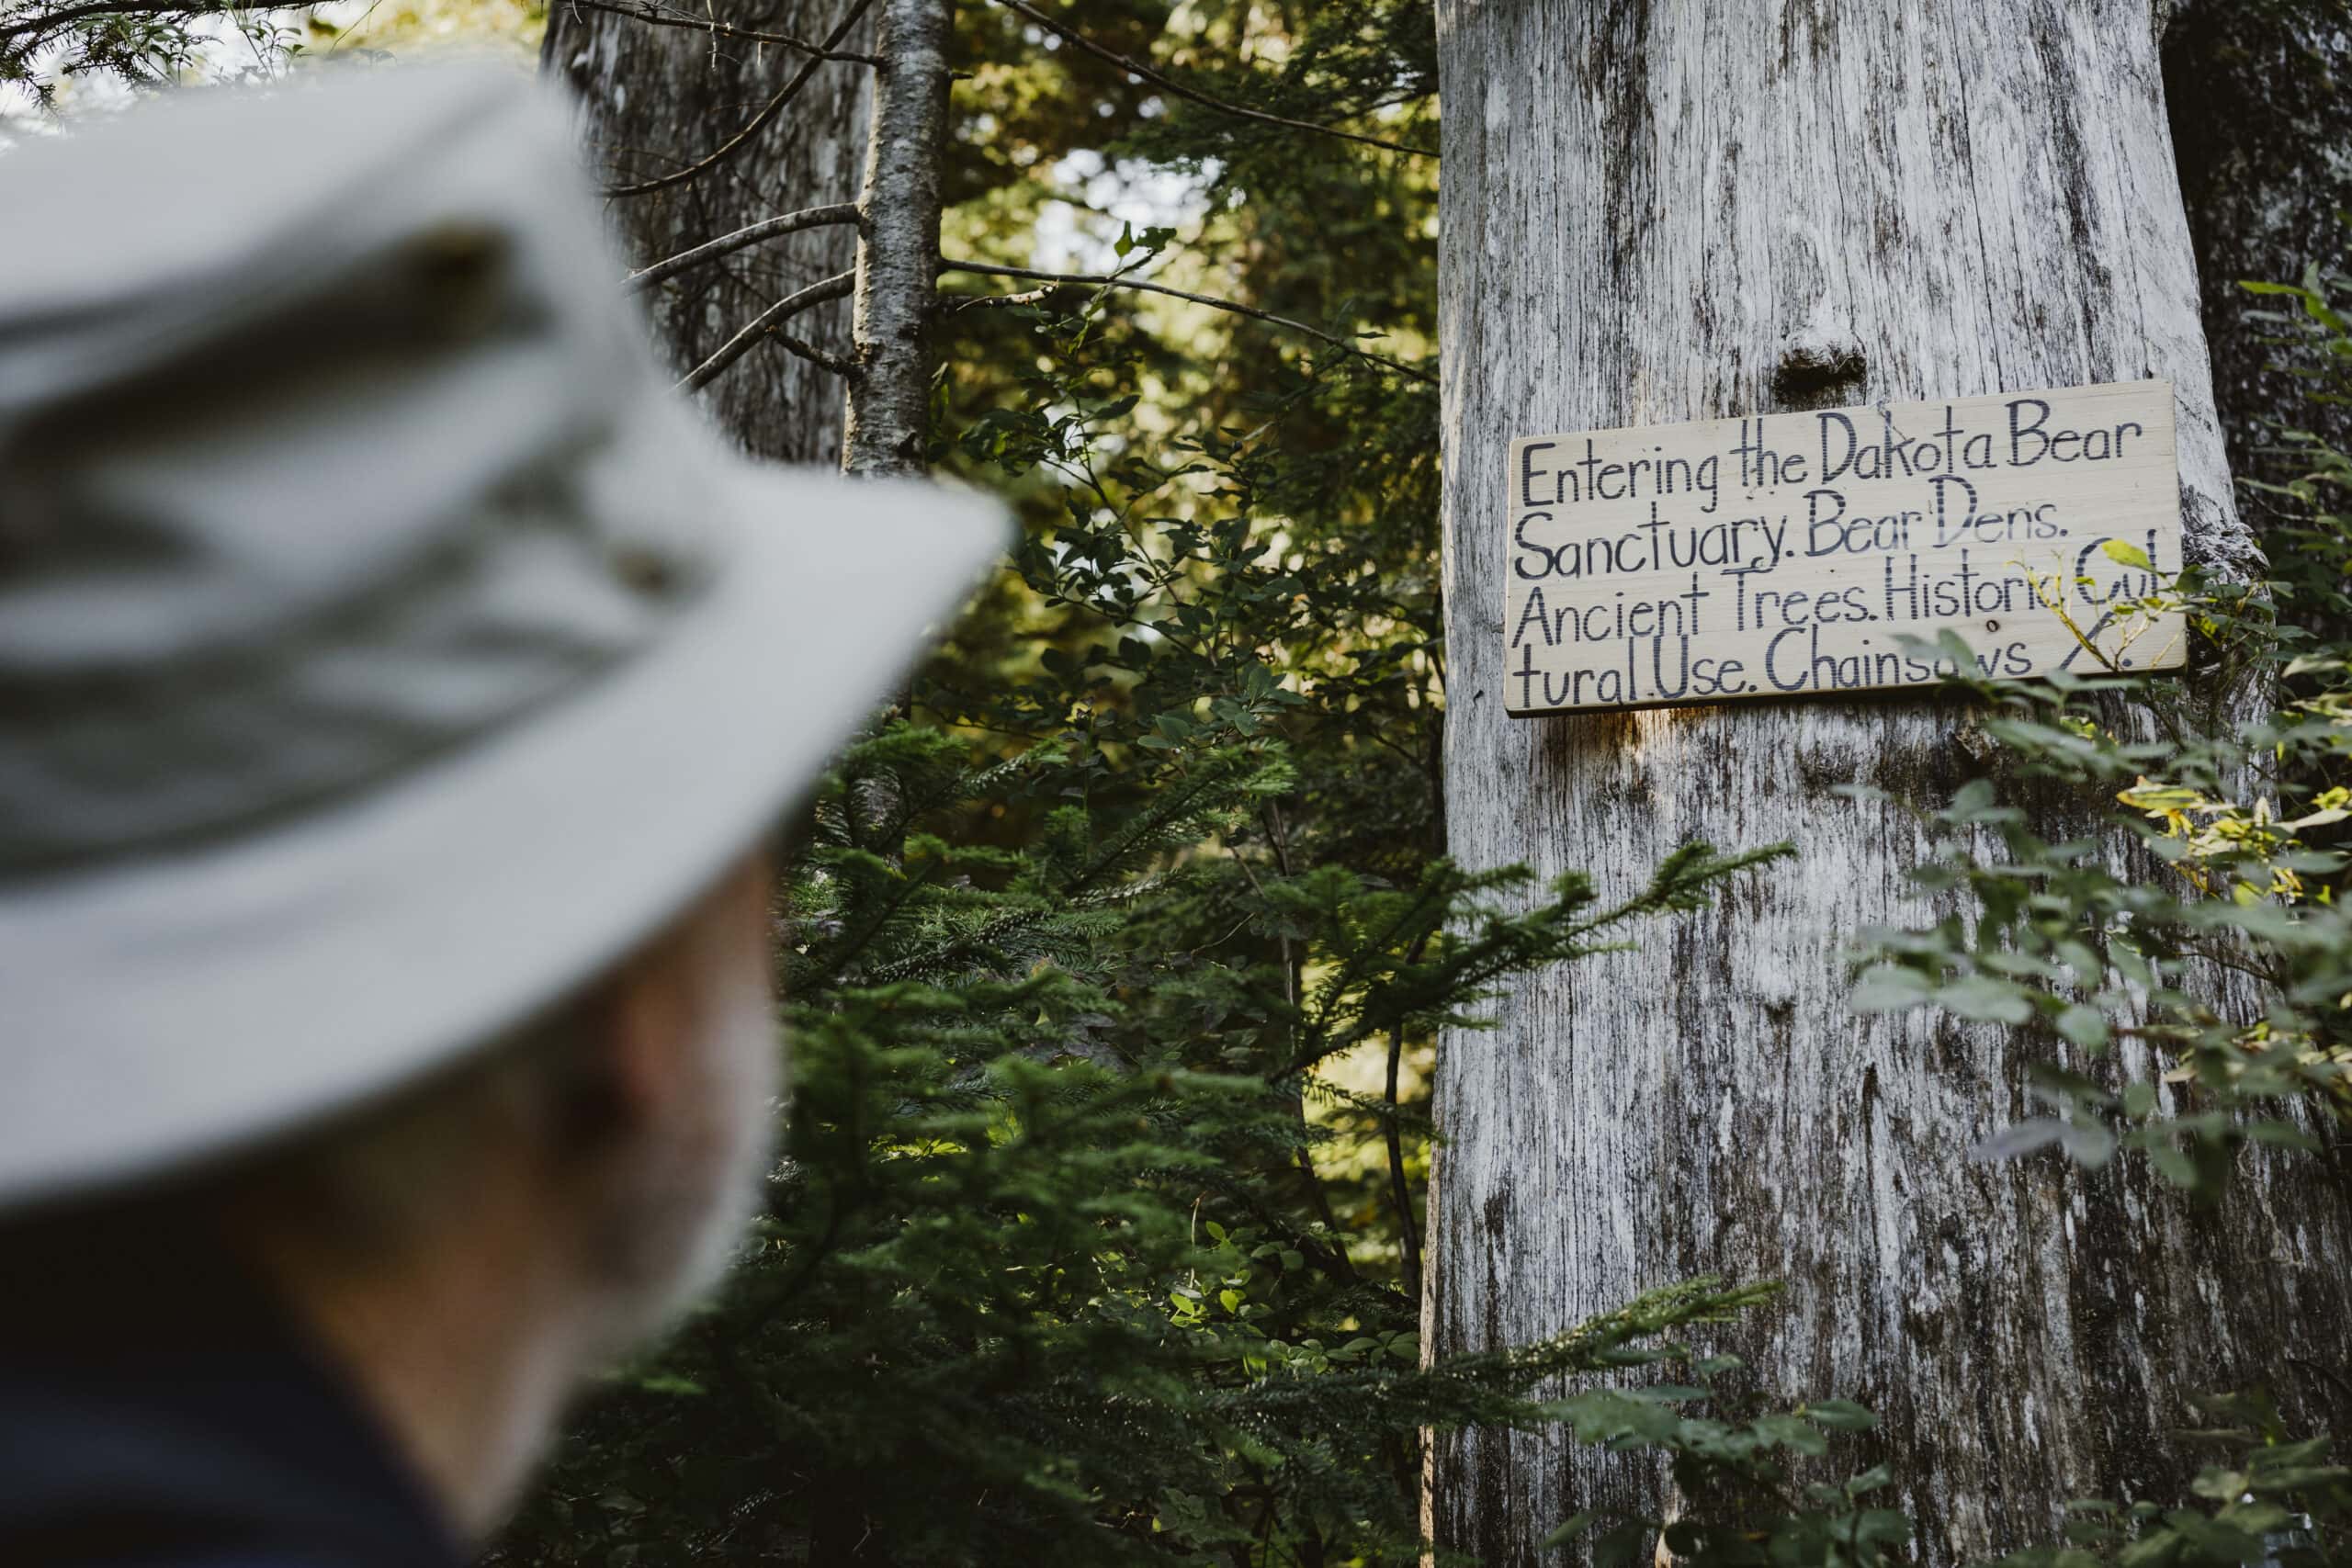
[550,0,880,62]
[678,269,856,393]
[988,0,1434,159]
[771,331,855,378]
[628,202,861,294]
[935,259,1437,385]
[947,286,1057,313]
[604,0,874,200]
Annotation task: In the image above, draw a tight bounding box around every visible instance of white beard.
[592,965,782,1353]
[664,970,783,1310]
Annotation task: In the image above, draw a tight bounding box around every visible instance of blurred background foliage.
[5,0,2351,1562]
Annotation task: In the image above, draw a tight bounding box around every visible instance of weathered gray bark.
[842,0,952,477]
[1427,3,2352,1564]
[2162,0,2352,486]
[543,0,871,464]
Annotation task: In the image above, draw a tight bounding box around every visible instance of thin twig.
[988,0,1433,158]
[946,285,1057,313]
[678,270,855,393]
[935,259,1436,385]
[1383,1028,1420,1294]
[628,201,860,294]
[605,0,875,199]
[771,330,854,377]
[1240,804,1354,1272]
[557,0,879,61]
[1381,938,1428,1301]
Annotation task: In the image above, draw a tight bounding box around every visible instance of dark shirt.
[0,1207,463,1568]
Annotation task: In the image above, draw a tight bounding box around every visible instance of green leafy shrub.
[1838,259,2352,1568]
[493,716,1788,1563]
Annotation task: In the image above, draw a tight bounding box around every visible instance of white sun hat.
[0,65,1005,1212]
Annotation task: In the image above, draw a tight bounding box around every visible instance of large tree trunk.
[1426,3,2352,1564]
[2162,0,2352,488]
[543,0,871,465]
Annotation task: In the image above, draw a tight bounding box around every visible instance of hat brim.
[0,457,1006,1211]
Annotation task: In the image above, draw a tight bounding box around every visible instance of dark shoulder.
[51,1555,362,1568]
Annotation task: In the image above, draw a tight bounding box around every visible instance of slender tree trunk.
[542,14,932,1558]
[542,0,871,465]
[843,0,952,477]
[1426,3,2352,1564]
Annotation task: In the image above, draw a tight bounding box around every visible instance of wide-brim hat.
[0,67,1005,1210]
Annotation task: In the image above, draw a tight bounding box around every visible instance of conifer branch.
[988,0,1434,158]
[0,0,259,47]
[554,0,881,62]
[936,259,1437,385]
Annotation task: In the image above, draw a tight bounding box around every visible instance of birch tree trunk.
[843,0,951,477]
[543,0,871,465]
[1426,3,2352,1564]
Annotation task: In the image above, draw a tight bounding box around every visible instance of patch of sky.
[1030,148,1220,273]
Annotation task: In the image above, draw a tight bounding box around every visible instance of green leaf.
[1593,1519,1653,1568]
[2101,539,2154,571]
[1847,1463,1896,1495]
[631,1374,707,1397]
[1948,778,2001,820]
[1936,975,2034,1025]
[1629,1384,1709,1404]
[1542,1512,1596,1549]
[1804,1399,1881,1431]
[2055,1004,2109,1049]
[1756,1413,1830,1456]
[2058,1121,2119,1168]
[1972,1120,2067,1161]
[1851,964,1932,1012]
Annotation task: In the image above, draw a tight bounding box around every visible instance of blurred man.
[0,66,1000,1566]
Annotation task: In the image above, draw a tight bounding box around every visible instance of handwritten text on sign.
[1503,380,2186,716]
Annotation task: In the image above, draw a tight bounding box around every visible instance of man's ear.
[524,951,688,1163]
[563,855,775,1151]
[574,942,697,1145]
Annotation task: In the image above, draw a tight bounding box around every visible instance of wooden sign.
[1502,379,2185,716]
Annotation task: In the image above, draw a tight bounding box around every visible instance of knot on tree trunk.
[1771,312,1869,411]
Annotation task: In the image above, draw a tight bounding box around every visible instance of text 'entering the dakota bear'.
[1502,379,2186,716]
